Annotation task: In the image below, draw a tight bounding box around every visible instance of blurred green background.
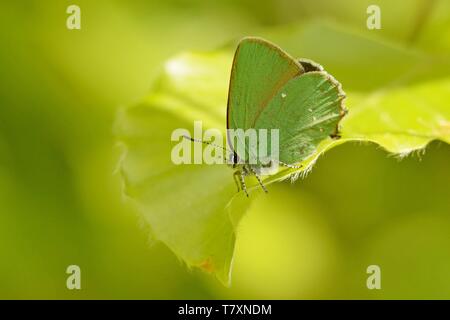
[1,0,450,299]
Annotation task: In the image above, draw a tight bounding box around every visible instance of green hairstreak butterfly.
[226,37,347,196]
[187,37,347,196]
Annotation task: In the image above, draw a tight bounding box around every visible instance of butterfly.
[187,37,347,197]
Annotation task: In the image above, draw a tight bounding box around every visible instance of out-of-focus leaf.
[416,0,450,53]
[116,21,450,283]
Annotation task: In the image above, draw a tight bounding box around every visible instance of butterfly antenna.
[183,135,230,151]
[182,135,231,162]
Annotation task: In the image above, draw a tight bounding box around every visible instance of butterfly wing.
[226,37,304,160]
[298,58,324,72]
[254,71,346,165]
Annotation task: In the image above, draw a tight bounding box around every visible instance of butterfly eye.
[232,153,238,164]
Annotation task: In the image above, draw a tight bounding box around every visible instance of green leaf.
[116,22,450,284]
[342,78,450,152]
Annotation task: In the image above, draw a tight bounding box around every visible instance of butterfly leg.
[233,171,241,192]
[249,166,268,193]
[240,171,249,197]
[255,174,268,193]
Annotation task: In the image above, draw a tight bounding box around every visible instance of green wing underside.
[227,37,346,166]
[255,71,345,165]
[226,38,303,144]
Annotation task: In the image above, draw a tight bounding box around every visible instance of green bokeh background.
[1,0,450,299]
